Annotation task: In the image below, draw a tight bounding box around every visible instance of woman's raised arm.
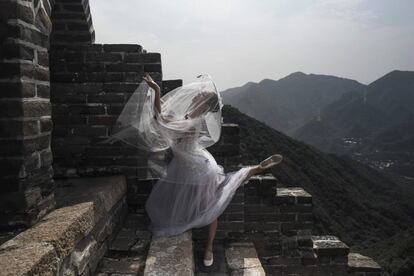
[143,73,161,114]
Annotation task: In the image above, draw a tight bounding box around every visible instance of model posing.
[110,73,283,266]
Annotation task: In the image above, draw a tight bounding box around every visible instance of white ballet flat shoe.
[203,250,214,267]
[259,154,283,169]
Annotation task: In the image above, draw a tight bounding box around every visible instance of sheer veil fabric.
[107,75,252,237]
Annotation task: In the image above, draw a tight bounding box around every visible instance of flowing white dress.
[145,132,251,237]
[107,75,252,237]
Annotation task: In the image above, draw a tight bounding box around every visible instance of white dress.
[145,134,252,237]
[107,76,251,237]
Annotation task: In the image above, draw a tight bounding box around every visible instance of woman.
[110,73,283,266]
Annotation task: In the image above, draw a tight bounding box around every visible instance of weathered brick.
[40,150,53,167]
[105,63,143,73]
[281,222,313,233]
[143,64,161,72]
[68,105,105,115]
[0,1,34,24]
[0,82,36,98]
[53,113,88,125]
[106,105,123,115]
[245,222,280,232]
[37,50,49,67]
[7,24,48,48]
[279,204,312,213]
[62,3,84,12]
[88,116,117,125]
[2,43,35,61]
[103,44,142,53]
[51,93,86,103]
[84,147,121,157]
[0,120,26,137]
[88,93,125,103]
[0,62,20,79]
[84,52,122,63]
[40,118,53,133]
[66,22,90,32]
[143,53,161,63]
[124,53,143,63]
[297,213,313,222]
[0,100,50,118]
[51,72,87,82]
[24,101,51,117]
[72,126,107,137]
[37,84,50,98]
[103,83,138,93]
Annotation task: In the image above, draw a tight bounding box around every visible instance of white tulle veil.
[105,74,223,178]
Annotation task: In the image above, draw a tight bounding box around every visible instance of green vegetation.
[222,105,414,275]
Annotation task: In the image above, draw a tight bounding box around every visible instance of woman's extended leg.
[203,155,282,265]
[203,166,261,264]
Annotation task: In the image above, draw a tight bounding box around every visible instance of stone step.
[95,228,151,275]
[225,242,265,275]
[312,235,350,261]
[144,231,194,276]
[347,253,382,275]
[193,239,265,276]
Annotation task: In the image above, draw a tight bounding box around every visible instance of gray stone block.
[144,231,194,276]
[348,253,381,273]
[0,242,58,276]
[71,236,98,274]
[312,235,350,257]
[225,242,265,276]
[96,256,146,275]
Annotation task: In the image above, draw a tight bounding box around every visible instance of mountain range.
[221,71,365,135]
[222,105,414,275]
[222,70,414,178]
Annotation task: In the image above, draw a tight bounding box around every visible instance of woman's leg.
[204,218,217,260]
[203,161,278,262]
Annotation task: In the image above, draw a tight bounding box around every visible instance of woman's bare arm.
[143,73,161,114]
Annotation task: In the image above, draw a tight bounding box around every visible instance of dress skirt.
[145,145,251,237]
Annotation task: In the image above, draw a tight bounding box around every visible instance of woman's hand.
[143,73,160,91]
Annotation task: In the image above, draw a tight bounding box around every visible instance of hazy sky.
[90,0,414,90]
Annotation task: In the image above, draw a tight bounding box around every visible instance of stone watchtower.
[0,1,382,275]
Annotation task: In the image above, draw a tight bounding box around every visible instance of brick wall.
[51,0,94,46]
[49,43,162,181]
[0,0,56,229]
[0,0,98,229]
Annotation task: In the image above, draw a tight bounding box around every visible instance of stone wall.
[49,43,162,180]
[0,175,127,276]
[0,0,56,229]
[51,0,95,46]
[0,0,96,230]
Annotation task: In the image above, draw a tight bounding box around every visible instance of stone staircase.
[95,217,265,276]
[0,173,382,276]
[93,174,381,276]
